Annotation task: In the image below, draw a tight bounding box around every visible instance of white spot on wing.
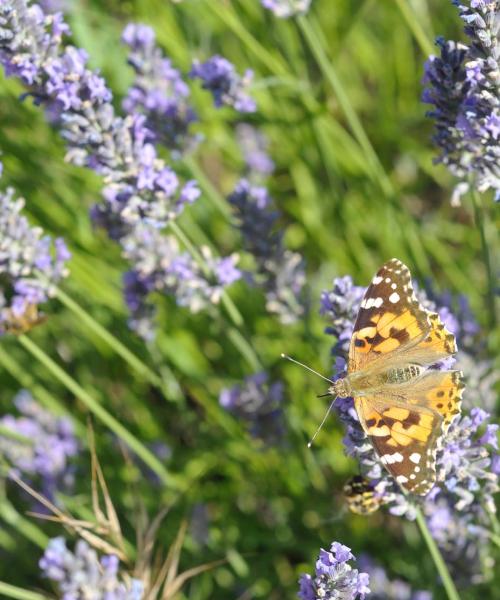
[409,453,421,464]
[381,452,404,465]
[372,276,383,284]
[396,475,408,484]
[389,292,400,303]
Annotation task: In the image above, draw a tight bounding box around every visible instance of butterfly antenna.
[307,396,337,448]
[280,354,333,384]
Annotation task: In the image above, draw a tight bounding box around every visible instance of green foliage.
[0,1,497,599]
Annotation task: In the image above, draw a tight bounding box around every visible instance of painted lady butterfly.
[330,259,464,495]
[343,475,385,515]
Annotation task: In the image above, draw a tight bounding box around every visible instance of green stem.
[205,2,288,77]
[297,15,393,198]
[168,222,262,369]
[414,507,460,600]
[0,583,48,600]
[0,345,86,438]
[183,156,231,219]
[0,425,32,445]
[168,222,246,328]
[470,188,497,328]
[227,327,263,372]
[17,335,176,489]
[54,286,183,401]
[394,0,434,55]
[0,499,48,549]
[296,14,433,278]
[169,220,211,277]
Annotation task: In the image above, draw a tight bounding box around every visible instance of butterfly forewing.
[348,259,430,373]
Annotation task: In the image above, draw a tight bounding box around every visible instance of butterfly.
[343,475,385,515]
[1,303,46,335]
[329,258,464,496]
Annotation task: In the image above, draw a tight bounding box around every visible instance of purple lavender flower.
[320,275,365,363]
[122,224,241,339]
[38,0,67,12]
[0,2,251,339]
[424,496,494,584]
[40,537,143,598]
[121,23,198,156]
[0,391,78,501]
[298,541,370,600]
[262,0,312,18]
[357,556,431,600]
[236,124,275,179]
[220,372,285,444]
[190,55,256,113]
[422,1,500,202]
[0,5,198,226]
[228,179,306,324]
[0,173,70,334]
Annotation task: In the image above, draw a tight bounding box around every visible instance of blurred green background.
[0,0,498,598]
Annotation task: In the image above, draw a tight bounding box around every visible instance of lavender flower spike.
[0,2,200,231]
[40,537,144,599]
[122,224,242,339]
[190,55,256,113]
[122,23,198,156]
[0,170,70,334]
[220,372,285,444]
[358,555,431,600]
[228,179,306,324]
[298,541,370,600]
[422,1,500,202]
[236,124,275,179]
[0,391,78,501]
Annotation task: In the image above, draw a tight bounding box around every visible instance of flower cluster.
[320,275,365,362]
[40,537,143,599]
[190,55,256,113]
[228,179,306,324]
[122,225,241,339]
[236,123,275,180]
[0,3,244,338]
[219,372,285,444]
[122,23,197,156]
[298,541,370,600]
[357,556,431,600]
[261,0,312,18]
[0,391,78,501]
[0,173,70,335]
[0,3,197,228]
[422,1,500,202]
[424,406,498,582]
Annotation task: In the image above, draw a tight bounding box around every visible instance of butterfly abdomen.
[385,365,423,384]
[346,364,424,396]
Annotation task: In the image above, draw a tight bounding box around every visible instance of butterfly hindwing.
[401,369,464,433]
[355,395,442,495]
[391,311,457,368]
[348,259,430,373]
